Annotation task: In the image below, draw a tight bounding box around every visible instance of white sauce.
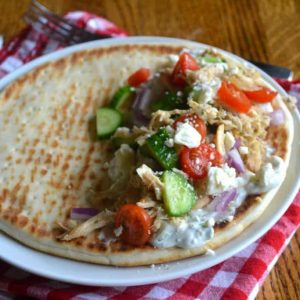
[152,156,284,250]
[174,122,201,148]
[152,210,214,249]
[246,156,284,195]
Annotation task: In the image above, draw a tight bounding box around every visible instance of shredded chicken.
[194,195,211,209]
[56,221,72,232]
[98,144,136,200]
[227,73,258,90]
[136,164,164,200]
[136,195,157,209]
[149,109,189,131]
[244,139,265,172]
[189,101,221,122]
[58,210,114,241]
[190,100,269,171]
[187,64,225,85]
[150,206,168,232]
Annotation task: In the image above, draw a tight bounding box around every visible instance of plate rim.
[0,36,299,286]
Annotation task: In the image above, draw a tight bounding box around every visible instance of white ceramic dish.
[0,37,299,287]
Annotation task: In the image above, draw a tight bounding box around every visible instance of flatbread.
[0,44,294,266]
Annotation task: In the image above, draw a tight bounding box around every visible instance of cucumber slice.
[162,170,197,217]
[96,107,122,139]
[151,92,187,112]
[109,86,135,114]
[143,128,178,170]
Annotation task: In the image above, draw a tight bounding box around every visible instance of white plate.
[0,37,300,286]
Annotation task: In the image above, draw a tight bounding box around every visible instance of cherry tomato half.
[115,204,152,246]
[244,86,278,103]
[173,113,207,142]
[171,52,199,87]
[180,144,223,180]
[217,81,252,113]
[128,68,150,87]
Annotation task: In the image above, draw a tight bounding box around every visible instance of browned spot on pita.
[41,169,47,176]
[74,238,84,246]
[19,185,29,209]
[44,153,52,164]
[17,215,28,228]
[9,179,23,205]
[37,227,48,237]
[52,155,61,167]
[89,172,96,180]
[62,163,69,172]
[30,224,36,233]
[52,57,68,71]
[30,165,37,183]
[2,84,15,102]
[87,243,96,250]
[52,140,58,148]
[49,179,63,190]
[75,144,95,189]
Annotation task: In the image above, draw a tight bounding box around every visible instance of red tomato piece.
[244,86,278,103]
[180,144,223,180]
[173,113,207,142]
[115,204,152,246]
[171,52,199,87]
[128,68,150,87]
[217,81,252,113]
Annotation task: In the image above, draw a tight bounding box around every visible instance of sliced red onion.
[132,74,175,126]
[227,148,245,173]
[270,108,286,126]
[132,87,152,126]
[210,188,237,212]
[233,138,241,149]
[70,208,99,220]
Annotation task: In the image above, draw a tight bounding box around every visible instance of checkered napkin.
[0,11,300,300]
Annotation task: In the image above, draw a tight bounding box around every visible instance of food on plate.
[0,44,294,266]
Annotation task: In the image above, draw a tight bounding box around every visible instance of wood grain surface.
[0,0,299,299]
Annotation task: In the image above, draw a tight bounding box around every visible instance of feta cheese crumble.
[239,146,249,155]
[206,164,239,195]
[174,123,201,148]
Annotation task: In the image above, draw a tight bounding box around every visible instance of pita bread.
[0,43,294,266]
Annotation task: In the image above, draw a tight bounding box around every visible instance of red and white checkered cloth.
[0,11,299,300]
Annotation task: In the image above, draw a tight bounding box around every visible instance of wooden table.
[0,0,299,299]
